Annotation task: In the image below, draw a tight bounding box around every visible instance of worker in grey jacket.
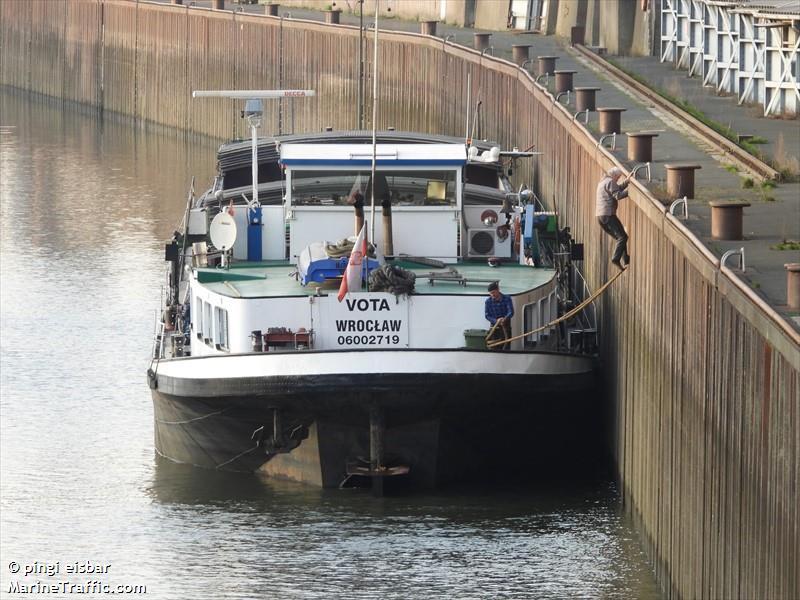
[596,167,632,270]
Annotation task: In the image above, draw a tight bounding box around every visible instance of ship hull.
[150,349,599,488]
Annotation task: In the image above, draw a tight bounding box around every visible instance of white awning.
[280,143,467,168]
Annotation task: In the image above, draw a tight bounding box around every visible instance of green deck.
[196,260,555,298]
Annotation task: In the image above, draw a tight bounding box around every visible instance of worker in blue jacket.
[485,281,514,351]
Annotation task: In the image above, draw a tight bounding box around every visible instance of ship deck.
[195,260,555,298]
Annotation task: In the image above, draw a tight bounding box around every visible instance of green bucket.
[463,329,488,350]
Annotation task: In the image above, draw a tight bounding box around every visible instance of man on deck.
[485,281,514,351]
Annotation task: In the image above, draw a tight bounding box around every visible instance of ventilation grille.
[468,229,496,256]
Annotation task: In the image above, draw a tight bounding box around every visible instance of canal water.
[0,89,661,599]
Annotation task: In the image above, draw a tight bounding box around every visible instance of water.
[0,90,661,599]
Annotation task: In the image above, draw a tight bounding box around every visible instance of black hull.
[151,370,600,488]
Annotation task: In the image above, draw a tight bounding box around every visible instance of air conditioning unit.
[467,227,512,258]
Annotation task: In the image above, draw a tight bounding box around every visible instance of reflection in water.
[0,89,661,599]
[147,459,659,599]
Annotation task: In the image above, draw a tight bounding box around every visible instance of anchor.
[252,409,309,455]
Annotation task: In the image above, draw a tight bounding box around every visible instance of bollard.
[574,87,600,112]
[265,3,279,16]
[597,107,626,134]
[709,201,751,240]
[626,132,659,162]
[785,263,800,310]
[421,21,437,36]
[665,163,701,199]
[324,9,341,24]
[512,45,531,66]
[212,0,224,9]
[171,0,183,4]
[474,33,491,52]
[554,70,577,94]
[537,56,558,77]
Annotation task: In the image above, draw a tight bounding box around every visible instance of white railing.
[660,0,799,116]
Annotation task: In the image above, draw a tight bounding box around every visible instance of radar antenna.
[192,90,316,209]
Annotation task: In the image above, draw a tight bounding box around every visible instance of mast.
[369,3,379,248]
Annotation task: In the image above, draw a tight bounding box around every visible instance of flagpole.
[368,0,380,292]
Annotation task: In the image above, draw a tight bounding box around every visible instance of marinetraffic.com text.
[7,561,147,595]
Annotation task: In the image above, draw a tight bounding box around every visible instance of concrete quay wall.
[2,2,797,598]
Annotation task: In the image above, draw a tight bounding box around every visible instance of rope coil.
[368,263,416,296]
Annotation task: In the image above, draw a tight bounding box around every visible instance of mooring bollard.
[474,33,491,52]
[626,132,659,162]
[537,56,558,77]
[421,21,437,36]
[665,163,701,199]
[212,0,224,9]
[785,263,800,310]
[324,9,341,24]
[265,3,279,16]
[710,201,750,240]
[554,70,577,94]
[171,0,183,5]
[597,107,626,134]
[574,87,600,112]
[512,45,531,66]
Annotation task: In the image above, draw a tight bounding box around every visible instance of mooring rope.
[215,443,260,470]
[485,320,502,341]
[155,408,228,426]
[486,267,626,349]
[368,263,416,296]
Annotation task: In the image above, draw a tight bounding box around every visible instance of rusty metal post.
[212,0,224,9]
[597,107,626,134]
[353,195,364,237]
[512,44,531,66]
[537,55,558,77]
[369,404,385,496]
[421,20,437,36]
[324,9,341,24]
[785,263,800,309]
[710,201,750,240]
[265,3,279,16]
[171,0,183,5]
[574,87,600,112]
[665,163,701,199]
[554,70,576,94]
[474,33,491,52]
[626,132,659,162]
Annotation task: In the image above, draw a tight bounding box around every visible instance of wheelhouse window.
[289,170,457,207]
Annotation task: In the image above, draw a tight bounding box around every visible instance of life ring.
[480,209,498,225]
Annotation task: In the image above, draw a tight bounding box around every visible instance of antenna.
[209,212,237,269]
[192,90,316,209]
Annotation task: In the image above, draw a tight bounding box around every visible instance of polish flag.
[337,222,368,302]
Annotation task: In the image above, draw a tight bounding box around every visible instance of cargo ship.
[148,91,599,490]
